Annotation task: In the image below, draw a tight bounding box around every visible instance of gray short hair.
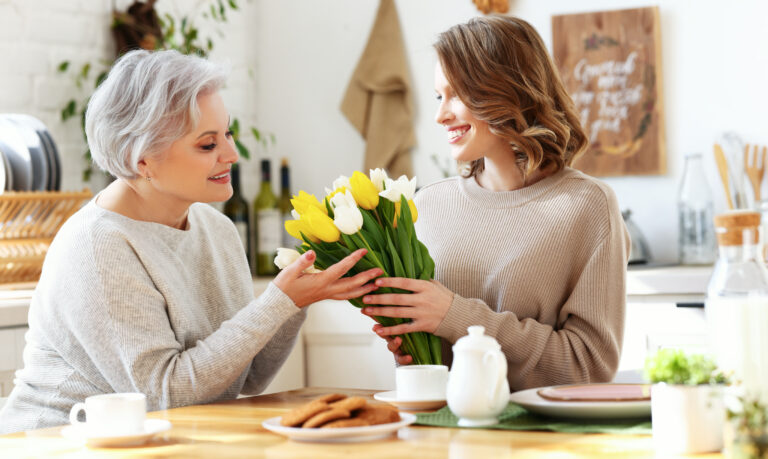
[85,49,228,180]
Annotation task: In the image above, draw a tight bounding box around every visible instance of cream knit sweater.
[0,200,305,434]
[415,167,630,390]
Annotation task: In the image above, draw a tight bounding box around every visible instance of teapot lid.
[453,325,501,352]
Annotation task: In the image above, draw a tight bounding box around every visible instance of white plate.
[61,419,171,448]
[7,118,47,190]
[373,391,447,411]
[0,119,32,191]
[509,386,651,420]
[5,114,59,191]
[262,412,416,443]
[0,148,7,193]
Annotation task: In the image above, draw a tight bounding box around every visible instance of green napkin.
[415,403,652,435]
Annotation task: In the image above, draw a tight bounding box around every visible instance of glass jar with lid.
[705,211,768,404]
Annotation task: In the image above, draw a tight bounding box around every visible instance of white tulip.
[369,168,389,192]
[333,205,364,235]
[330,190,357,210]
[332,175,351,191]
[379,175,418,202]
[274,247,322,273]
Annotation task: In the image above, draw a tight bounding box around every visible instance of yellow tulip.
[285,219,319,243]
[349,171,379,210]
[302,206,340,243]
[394,199,418,227]
[291,190,327,216]
[325,186,348,201]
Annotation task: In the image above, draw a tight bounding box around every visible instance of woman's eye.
[225,130,234,138]
[436,94,443,101]
[202,143,217,151]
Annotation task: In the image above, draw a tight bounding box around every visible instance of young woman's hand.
[274,249,381,308]
[371,326,413,365]
[361,277,454,335]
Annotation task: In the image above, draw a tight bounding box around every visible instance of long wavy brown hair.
[434,16,587,178]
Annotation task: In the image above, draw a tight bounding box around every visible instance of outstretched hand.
[361,277,453,336]
[274,249,381,308]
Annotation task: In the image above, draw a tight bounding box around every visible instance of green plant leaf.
[61,100,76,121]
[235,139,249,160]
[57,61,69,73]
[251,127,262,143]
[396,224,414,278]
[230,118,241,137]
[385,232,406,278]
[95,71,108,88]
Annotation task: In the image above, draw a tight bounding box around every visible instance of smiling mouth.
[208,171,230,180]
[447,126,470,142]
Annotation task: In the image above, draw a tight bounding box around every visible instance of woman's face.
[434,62,510,162]
[142,90,238,205]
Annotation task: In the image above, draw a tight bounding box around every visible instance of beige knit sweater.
[0,200,304,434]
[415,167,630,390]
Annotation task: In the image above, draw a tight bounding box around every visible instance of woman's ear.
[137,157,151,180]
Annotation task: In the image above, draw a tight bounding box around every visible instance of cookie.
[315,393,347,404]
[354,405,400,425]
[330,396,367,412]
[280,400,330,427]
[302,408,351,428]
[321,418,370,428]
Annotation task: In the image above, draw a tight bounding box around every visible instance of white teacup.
[396,364,448,401]
[69,393,147,437]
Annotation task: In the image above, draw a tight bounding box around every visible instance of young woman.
[0,49,381,433]
[362,16,630,390]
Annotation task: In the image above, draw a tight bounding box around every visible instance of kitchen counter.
[0,387,721,458]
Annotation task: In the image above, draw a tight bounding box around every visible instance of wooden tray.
[0,190,92,283]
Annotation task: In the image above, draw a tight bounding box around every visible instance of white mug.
[69,393,147,437]
[396,364,448,401]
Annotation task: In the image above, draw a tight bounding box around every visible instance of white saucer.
[61,419,172,447]
[373,390,446,411]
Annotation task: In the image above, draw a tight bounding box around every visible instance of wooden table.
[0,387,723,458]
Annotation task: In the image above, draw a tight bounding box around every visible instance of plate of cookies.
[262,393,416,442]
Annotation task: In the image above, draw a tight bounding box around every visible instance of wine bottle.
[223,163,250,264]
[278,158,295,248]
[254,159,280,276]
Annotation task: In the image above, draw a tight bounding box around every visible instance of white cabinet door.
[304,300,396,390]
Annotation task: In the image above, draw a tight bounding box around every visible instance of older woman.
[0,49,381,434]
[363,16,630,390]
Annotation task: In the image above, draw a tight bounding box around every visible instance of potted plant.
[644,348,729,454]
[725,394,768,458]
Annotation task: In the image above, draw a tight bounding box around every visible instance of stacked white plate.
[0,114,62,194]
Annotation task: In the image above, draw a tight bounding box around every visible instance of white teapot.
[446,325,509,426]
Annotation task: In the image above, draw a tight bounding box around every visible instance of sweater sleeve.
[241,292,307,395]
[434,219,630,390]
[67,236,301,410]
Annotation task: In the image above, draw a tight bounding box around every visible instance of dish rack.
[0,190,92,284]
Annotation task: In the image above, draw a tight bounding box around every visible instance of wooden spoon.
[714,143,734,209]
[744,144,767,202]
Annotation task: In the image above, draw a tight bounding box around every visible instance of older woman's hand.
[274,249,381,308]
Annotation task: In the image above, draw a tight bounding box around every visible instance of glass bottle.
[253,159,280,276]
[705,211,768,404]
[278,158,294,248]
[223,163,250,264]
[678,153,717,265]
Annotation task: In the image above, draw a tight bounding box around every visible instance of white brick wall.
[0,0,261,197]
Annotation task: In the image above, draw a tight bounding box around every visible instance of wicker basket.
[0,190,92,284]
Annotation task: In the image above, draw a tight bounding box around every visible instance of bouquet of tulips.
[275,169,441,365]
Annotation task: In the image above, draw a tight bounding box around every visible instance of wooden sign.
[552,7,666,176]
